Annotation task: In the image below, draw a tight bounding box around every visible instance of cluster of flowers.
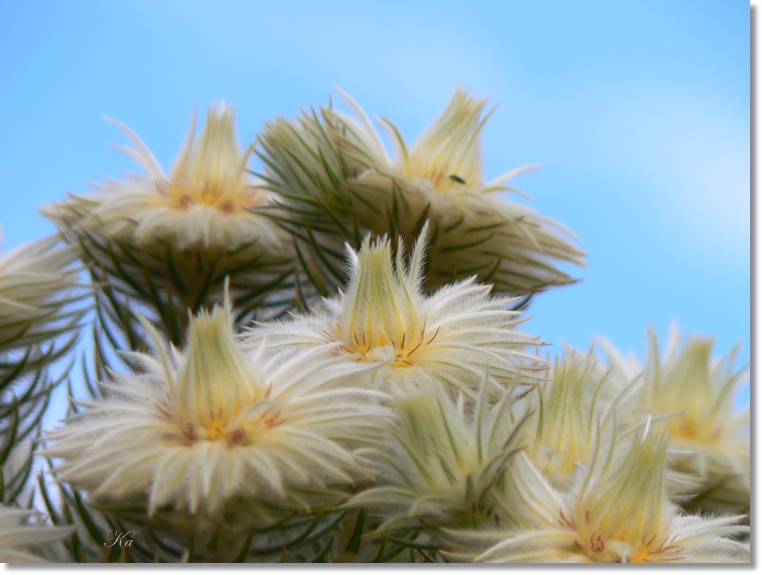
[0,90,749,563]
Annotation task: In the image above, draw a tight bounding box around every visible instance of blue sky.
[0,1,750,411]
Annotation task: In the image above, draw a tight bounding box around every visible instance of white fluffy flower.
[249,227,544,398]
[41,104,295,334]
[521,347,622,491]
[349,379,527,534]
[258,88,584,298]
[47,104,285,251]
[598,324,749,516]
[43,297,389,520]
[446,425,749,563]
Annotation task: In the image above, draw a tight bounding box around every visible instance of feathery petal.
[249,228,544,397]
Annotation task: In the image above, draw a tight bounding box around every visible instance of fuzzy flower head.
[251,226,544,398]
[571,427,674,562]
[44,297,388,520]
[560,425,748,563]
[330,231,434,367]
[523,347,620,491]
[165,301,269,441]
[163,105,261,216]
[642,328,748,477]
[349,379,527,533]
[599,325,749,515]
[332,88,502,211]
[46,104,282,250]
[258,88,584,298]
[449,424,749,563]
[41,104,295,331]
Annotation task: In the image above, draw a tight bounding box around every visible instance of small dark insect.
[449,174,466,184]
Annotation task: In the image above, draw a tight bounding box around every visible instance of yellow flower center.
[161,399,284,446]
[156,104,266,214]
[571,519,684,563]
[152,300,283,446]
[157,180,263,213]
[336,322,440,367]
[331,235,444,368]
[410,161,468,194]
[200,408,230,440]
